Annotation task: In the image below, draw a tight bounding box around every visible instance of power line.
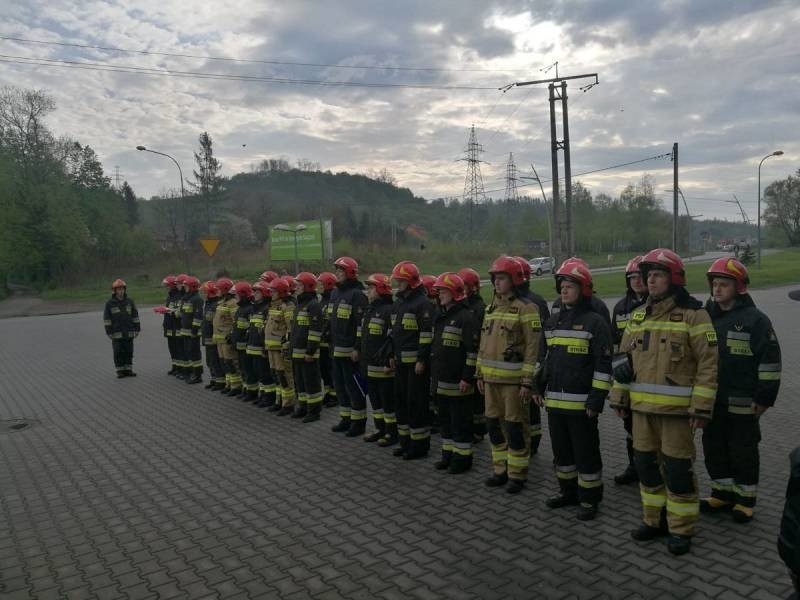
[0,35,526,74]
[0,54,499,90]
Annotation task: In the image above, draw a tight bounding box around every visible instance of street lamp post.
[136,145,190,270]
[757,150,784,268]
[273,223,307,274]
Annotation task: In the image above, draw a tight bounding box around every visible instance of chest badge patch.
[669,313,683,322]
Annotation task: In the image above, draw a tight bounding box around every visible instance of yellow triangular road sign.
[199,238,220,257]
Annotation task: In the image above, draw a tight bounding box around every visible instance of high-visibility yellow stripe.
[641,491,667,508]
[666,498,699,517]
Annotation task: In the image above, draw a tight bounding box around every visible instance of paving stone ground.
[1,286,799,599]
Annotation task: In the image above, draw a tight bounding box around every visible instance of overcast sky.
[1,0,797,220]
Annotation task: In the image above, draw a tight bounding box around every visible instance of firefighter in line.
[431,273,480,474]
[232,282,255,400]
[476,256,542,494]
[551,257,612,326]
[386,261,434,459]
[103,278,140,378]
[533,260,613,520]
[200,280,226,390]
[513,256,551,456]
[328,257,368,435]
[700,258,782,523]
[359,273,396,444]
[421,274,440,432]
[180,276,204,384]
[247,280,277,407]
[611,256,648,485]
[289,272,325,422]
[161,275,181,375]
[172,274,188,377]
[458,267,487,443]
[213,277,242,395]
[265,277,296,415]
[610,248,718,556]
[317,271,338,408]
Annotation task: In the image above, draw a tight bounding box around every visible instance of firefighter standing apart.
[431,273,480,474]
[611,256,648,485]
[700,258,781,523]
[534,260,612,520]
[476,256,542,494]
[103,278,141,378]
[610,248,718,556]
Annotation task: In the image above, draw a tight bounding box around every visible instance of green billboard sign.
[270,221,325,261]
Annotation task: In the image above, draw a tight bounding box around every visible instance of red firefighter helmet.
[317,271,337,291]
[259,270,279,283]
[111,278,127,289]
[555,259,593,298]
[433,272,466,302]
[333,256,359,279]
[234,281,253,299]
[280,274,297,294]
[184,276,200,292]
[295,272,318,294]
[162,274,177,288]
[458,267,481,291]
[625,256,644,277]
[201,280,220,299]
[391,261,421,288]
[366,273,393,296]
[216,277,234,295]
[175,273,189,286]
[707,257,750,294]
[252,280,272,297]
[640,248,686,287]
[489,256,525,286]
[269,277,290,299]
[421,275,438,298]
[513,256,532,282]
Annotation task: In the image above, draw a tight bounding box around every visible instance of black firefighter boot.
[291,403,308,419]
[363,416,386,443]
[346,418,366,438]
[434,450,452,471]
[186,370,202,385]
[302,403,321,423]
[378,421,398,447]
[331,416,351,433]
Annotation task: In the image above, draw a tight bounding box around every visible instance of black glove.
[612,353,633,384]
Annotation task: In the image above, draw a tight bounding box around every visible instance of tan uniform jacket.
[475,293,541,386]
[609,295,718,418]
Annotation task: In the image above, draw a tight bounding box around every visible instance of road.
[0,286,798,599]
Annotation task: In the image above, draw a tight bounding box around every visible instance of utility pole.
[728,195,751,224]
[513,69,598,264]
[459,125,487,237]
[671,143,679,251]
[503,152,519,222]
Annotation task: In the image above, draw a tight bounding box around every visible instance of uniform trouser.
[633,411,699,537]
[175,333,187,371]
[319,346,335,399]
[252,354,276,398]
[530,402,543,452]
[367,374,393,435]
[702,412,761,508]
[437,391,474,468]
[204,343,225,384]
[472,390,487,436]
[112,338,134,372]
[238,349,257,394]
[395,362,430,455]
[331,357,362,421]
[183,336,203,376]
[548,410,603,506]
[623,412,635,468]
[268,350,295,407]
[218,343,241,390]
[484,383,530,481]
[166,333,180,369]
[293,358,323,412]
